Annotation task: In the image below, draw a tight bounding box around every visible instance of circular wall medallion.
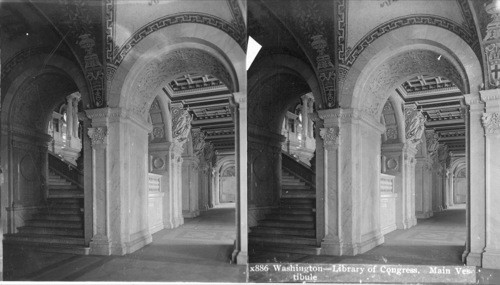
[386,158,398,171]
[153,157,165,169]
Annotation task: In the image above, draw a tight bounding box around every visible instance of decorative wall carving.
[482,112,500,135]
[379,0,399,8]
[337,0,347,64]
[310,34,336,108]
[56,0,105,108]
[484,2,500,88]
[405,105,426,148]
[111,14,246,69]
[88,127,108,146]
[345,15,479,67]
[319,127,340,149]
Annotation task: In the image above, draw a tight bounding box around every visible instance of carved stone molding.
[320,127,340,149]
[482,112,500,135]
[345,15,479,67]
[88,127,108,146]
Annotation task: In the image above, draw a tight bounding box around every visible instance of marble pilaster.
[479,89,500,269]
[464,93,486,266]
[85,107,153,255]
[231,92,248,265]
[317,108,385,256]
[181,155,200,218]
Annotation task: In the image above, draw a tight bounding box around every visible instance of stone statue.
[173,109,192,144]
[405,107,426,147]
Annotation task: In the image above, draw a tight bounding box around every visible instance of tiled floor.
[4,205,246,282]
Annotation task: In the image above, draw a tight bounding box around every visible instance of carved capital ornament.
[482,112,500,135]
[320,127,340,149]
[88,127,107,146]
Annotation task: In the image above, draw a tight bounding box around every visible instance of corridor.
[251,206,468,265]
[4,206,245,282]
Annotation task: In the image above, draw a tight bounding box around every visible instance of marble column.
[317,108,385,255]
[85,107,153,255]
[301,94,309,142]
[402,144,418,228]
[464,93,486,266]
[415,157,433,219]
[181,156,200,218]
[66,94,74,142]
[479,89,500,268]
[231,92,248,265]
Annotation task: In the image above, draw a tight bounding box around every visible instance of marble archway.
[85,23,247,262]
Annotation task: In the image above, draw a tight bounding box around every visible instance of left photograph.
[0,0,247,282]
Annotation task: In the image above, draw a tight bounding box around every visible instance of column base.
[321,233,383,256]
[482,249,500,269]
[466,251,483,267]
[416,211,433,219]
[163,220,176,229]
[183,210,200,218]
[89,235,112,255]
[126,230,153,254]
[173,217,184,228]
[232,249,248,265]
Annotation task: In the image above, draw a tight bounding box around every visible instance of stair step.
[272,208,314,215]
[25,219,83,229]
[4,239,89,255]
[250,241,321,255]
[265,214,314,222]
[17,226,83,237]
[5,233,85,245]
[249,233,317,246]
[48,193,84,199]
[260,219,314,229]
[49,185,79,190]
[38,213,83,222]
[42,207,82,215]
[251,226,315,237]
[282,184,311,190]
[282,192,315,198]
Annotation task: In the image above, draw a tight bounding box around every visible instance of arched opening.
[335,25,480,263]
[97,21,245,261]
[247,54,323,259]
[1,55,92,259]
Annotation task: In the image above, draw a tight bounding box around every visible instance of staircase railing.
[48,152,83,188]
[282,151,315,188]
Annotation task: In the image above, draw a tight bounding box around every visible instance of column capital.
[480,89,500,103]
[88,127,107,147]
[319,127,340,150]
[482,112,500,135]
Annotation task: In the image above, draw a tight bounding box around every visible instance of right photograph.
[246,0,500,283]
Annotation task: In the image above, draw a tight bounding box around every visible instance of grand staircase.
[4,155,89,254]
[249,153,321,255]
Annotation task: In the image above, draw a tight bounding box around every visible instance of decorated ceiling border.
[343,15,481,67]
